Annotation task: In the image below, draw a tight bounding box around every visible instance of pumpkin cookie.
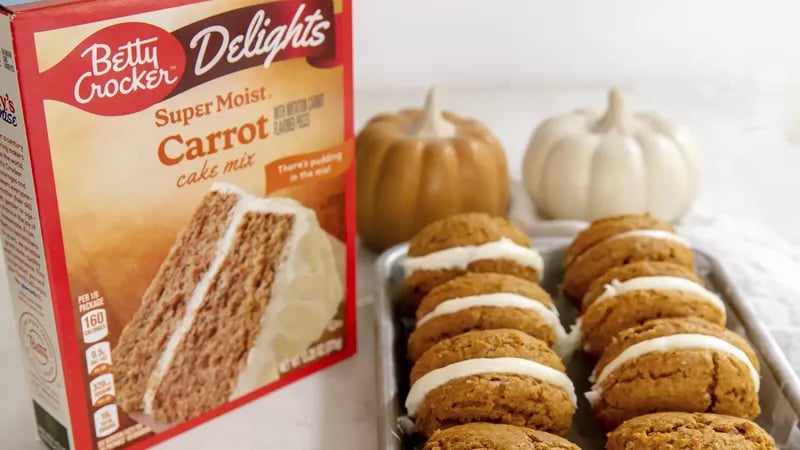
[562,214,695,304]
[402,213,542,307]
[607,412,776,450]
[579,261,726,357]
[424,423,581,450]
[406,329,576,438]
[407,273,573,362]
[586,317,761,430]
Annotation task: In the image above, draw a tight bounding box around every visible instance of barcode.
[2,49,14,72]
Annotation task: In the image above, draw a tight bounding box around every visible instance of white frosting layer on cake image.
[118,182,344,423]
[224,183,344,399]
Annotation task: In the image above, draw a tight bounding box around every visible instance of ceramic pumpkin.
[357,88,510,252]
[522,89,701,223]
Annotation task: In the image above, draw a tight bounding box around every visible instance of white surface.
[2,86,800,449]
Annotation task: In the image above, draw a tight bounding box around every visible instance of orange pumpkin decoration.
[357,88,510,252]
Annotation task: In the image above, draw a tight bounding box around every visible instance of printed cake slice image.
[562,214,695,305]
[402,213,544,308]
[424,423,581,450]
[405,329,576,438]
[579,261,726,357]
[586,317,761,430]
[406,273,575,362]
[112,182,343,424]
[606,412,776,450]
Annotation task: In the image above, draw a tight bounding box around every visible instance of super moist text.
[190,4,331,76]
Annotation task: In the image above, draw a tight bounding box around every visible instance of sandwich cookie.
[424,423,581,450]
[562,214,695,304]
[586,317,761,430]
[402,213,543,308]
[607,412,776,450]
[407,273,575,362]
[579,261,726,357]
[406,329,576,438]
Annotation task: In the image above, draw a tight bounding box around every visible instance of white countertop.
[2,87,800,449]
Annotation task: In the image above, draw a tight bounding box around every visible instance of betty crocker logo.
[40,22,186,116]
[39,1,339,116]
[19,313,57,383]
[74,34,181,105]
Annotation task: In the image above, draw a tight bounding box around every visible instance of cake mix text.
[158,114,268,167]
[153,84,271,188]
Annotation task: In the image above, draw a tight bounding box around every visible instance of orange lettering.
[158,134,184,165]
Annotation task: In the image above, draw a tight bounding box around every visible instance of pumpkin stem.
[595,88,631,132]
[408,87,457,138]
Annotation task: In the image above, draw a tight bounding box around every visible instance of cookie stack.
[563,214,775,448]
[401,213,581,447]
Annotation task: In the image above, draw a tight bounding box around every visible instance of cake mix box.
[0,0,355,448]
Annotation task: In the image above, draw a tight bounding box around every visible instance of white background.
[354,0,800,93]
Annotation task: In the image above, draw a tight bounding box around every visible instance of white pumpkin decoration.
[522,89,701,223]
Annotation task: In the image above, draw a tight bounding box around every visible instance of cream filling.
[605,229,691,247]
[415,294,576,358]
[142,183,343,413]
[590,276,725,318]
[402,238,543,278]
[585,334,760,406]
[405,357,576,417]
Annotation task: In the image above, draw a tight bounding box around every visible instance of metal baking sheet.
[375,237,800,449]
